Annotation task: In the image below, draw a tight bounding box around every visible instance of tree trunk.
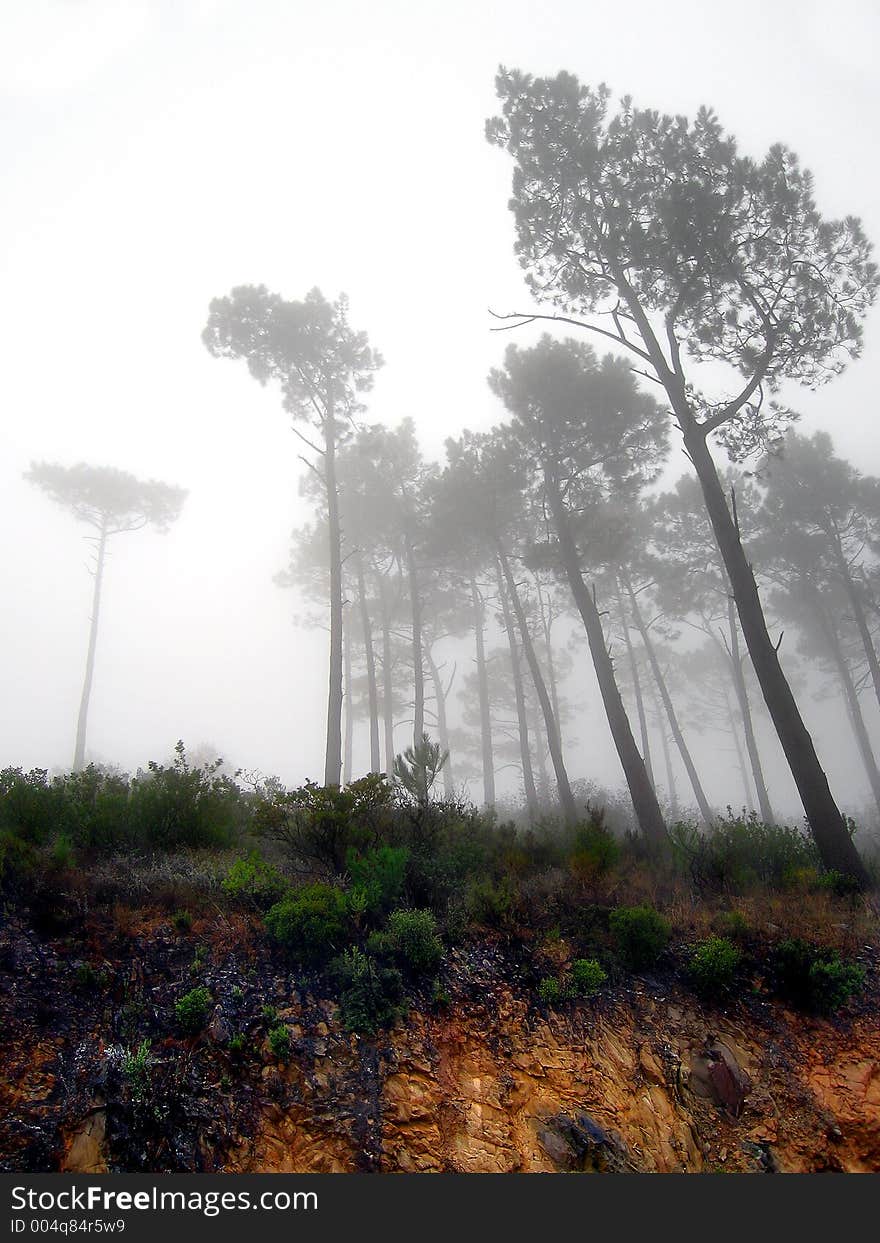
[681,422,868,883]
[615,578,655,789]
[724,597,775,823]
[425,645,455,799]
[529,702,551,804]
[497,546,578,826]
[342,604,353,785]
[622,573,714,828]
[470,576,495,808]
[355,554,381,772]
[535,576,563,746]
[324,413,344,786]
[73,521,108,772]
[377,571,396,776]
[405,532,424,748]
[651,680,679,819]
[544,483,667,849]
[837,554,880,716]
[810,581,880,819]
[723,682,756,813]
[495,559,539,819]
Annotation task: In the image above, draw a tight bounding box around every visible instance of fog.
[3,0,880,829]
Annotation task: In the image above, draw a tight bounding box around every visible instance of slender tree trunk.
[425,645,455,799]
[73,521,108,772]
[377,571,396,776]
[535,576,563,746]
[681,422,867,883]
[651,680,679,819]
[497,545,580,826]
[622,573,713,828]
[615,578,655,789]
[722,682,756,813]
[724,597,775,823]
[355,554,381,772]
[543,483,666,848]
[470,575,495,808]
[405,532,424,748]
[495,560,539,819]
[810,582,880,818]
[837,555,880,716]
[342,605,353,785]
[324,413,344,786]
[529,701,551,804]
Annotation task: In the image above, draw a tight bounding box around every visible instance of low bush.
[347,845,409,919]
[687,936,741,998]
[773,939,865,1014]
[384,908,444,975]
[221,852,288,909]
[569,810,619,880]
[332,946,405,1036]
[464,876,517,929]
[267,1024,291,1062]
[175,986,212,1034]
[671,812,819,892]
[264,883,350,963]
[569,958,607,996]
[609,905,670,970]
[537,976,561,1006]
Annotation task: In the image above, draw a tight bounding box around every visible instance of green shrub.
[813,869,862,898]
[671,812,819,892]
[569,811,619,879]
[347,845,409,918]
[121,1039,152,1102]
[569,958,607,996]
[264,883,350,963]
[687,937,741,997]
[129,743,245,851]
[175,986,212,1034]
[385,908,444,975]
[172,909,192,933]
[774,939,865,1014]
[74,962,108,991]
[537,976,561,1006]
[267,1024,291,1062]
[609,905,670,969]
[254,774,392,875]
[332,947,405,1036]
[221,852,288,909]
[465,876,517,928]
[228,1032,246,1056]
[261,1004,278,1023]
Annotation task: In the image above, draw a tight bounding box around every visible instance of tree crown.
[25,462,186,534]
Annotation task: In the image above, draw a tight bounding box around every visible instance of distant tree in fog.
[489,336,669,849]
[488,68,877,882]
[202,285,382,787]
[24,462,186,772]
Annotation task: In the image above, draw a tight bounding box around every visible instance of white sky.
[2,0,880,814]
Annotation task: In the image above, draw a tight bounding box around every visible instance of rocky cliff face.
[2,914,878,1174]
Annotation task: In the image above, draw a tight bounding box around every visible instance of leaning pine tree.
[487,69,878,884]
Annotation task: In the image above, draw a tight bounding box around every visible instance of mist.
[3,0,880,840]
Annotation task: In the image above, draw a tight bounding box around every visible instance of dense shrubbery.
[609,905,671,969]
[773,939,865,1014]
[0,745,248,858]
[332,946,405,1036]
[221,852,288,909]
[253,774,392,875]
[687,937,741,998]
[264,883,350,962]
[174,987,212,1034]
[670,812,820,892]
[382,908,444,975]
[346,845,408,919]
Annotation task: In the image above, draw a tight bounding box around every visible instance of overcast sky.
[2,0,880,814]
